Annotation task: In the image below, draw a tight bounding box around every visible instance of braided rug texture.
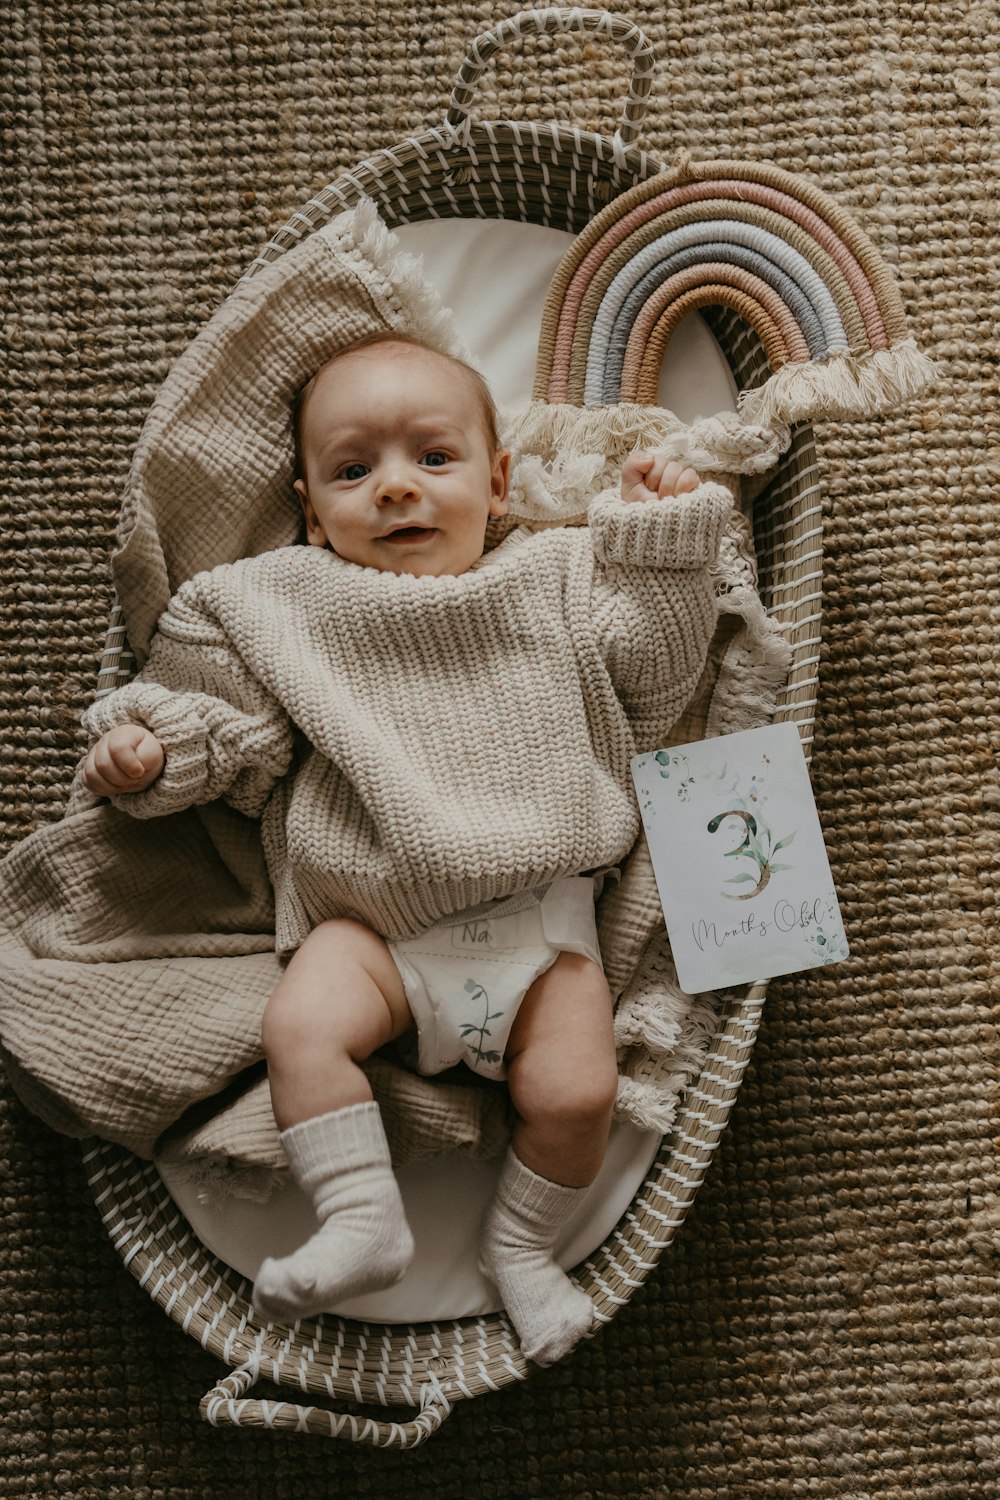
[2,3,997,1495]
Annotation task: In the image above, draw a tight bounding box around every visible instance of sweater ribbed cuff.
[82,683,213,817]
[589,481,733,569]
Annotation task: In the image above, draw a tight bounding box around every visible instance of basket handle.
[199,1359,453,1448]
[445,7,656,150]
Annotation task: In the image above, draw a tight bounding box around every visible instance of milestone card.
[631,723,849,994]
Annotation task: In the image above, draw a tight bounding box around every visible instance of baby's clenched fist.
[620,450,701,505]
[84,724,165,796]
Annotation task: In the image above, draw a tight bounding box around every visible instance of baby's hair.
[292,331,500,480]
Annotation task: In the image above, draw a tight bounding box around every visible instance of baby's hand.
[83,725,165,796]
[620,449,701,504]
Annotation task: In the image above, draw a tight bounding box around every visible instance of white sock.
[479,1149,596,1366]
[252,1100,414,1322]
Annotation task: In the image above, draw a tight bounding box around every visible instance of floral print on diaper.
[459,978,504,1068]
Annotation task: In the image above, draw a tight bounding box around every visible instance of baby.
[83,331,731,1364]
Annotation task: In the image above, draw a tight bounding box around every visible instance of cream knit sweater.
[84,483,732,953]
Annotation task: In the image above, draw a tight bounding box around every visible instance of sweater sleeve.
[81,576,295,819]
[589,481,733,743]
[588,480,733,570]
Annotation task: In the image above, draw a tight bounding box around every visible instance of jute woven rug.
[2,3,997,1495]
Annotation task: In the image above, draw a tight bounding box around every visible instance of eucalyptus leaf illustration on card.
[632,723,849,993]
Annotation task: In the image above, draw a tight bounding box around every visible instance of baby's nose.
[377,464,420,503]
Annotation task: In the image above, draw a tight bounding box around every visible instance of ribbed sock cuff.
[280,1100,389,1181]
[498,1149,584,1223]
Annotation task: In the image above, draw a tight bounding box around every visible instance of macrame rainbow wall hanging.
[513,157,934,475]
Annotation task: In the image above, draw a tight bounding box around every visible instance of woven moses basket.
[81,8,924,1446]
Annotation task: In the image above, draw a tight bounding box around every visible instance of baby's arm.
[589,447,732,574]
[80,576,295,818]
[587,450,734,739]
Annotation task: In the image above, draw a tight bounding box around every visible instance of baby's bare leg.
[479,951,618,1365]
[262,917,413,1129]
[505,950,618,1187]
[254,919,415,1322]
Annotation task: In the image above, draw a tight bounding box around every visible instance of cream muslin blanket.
[0,203,789,1195]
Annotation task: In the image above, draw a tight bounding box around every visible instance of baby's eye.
[338,462,370,482]
[420,451,449,468]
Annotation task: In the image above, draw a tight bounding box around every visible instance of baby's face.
[295,344,510,578]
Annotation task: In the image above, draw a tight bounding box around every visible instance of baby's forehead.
[318,340,463,387]
[303,341,494,445]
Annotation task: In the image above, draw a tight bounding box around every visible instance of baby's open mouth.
[382,526,437,544]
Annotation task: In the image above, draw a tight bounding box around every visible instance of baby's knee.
[573,1062,620,1125]
[531,1059,619,1135]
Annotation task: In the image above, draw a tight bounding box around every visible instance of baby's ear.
[490,448,511,516]
[295,479,328,548]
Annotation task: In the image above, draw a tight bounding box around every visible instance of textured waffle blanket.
[0,204,790,1194]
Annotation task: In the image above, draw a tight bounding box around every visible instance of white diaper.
[387,877,604,1081]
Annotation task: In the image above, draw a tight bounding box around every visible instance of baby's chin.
[322,525,491,578]
[371,538,487,579]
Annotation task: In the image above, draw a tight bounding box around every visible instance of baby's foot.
[479,1150,595,1366]
[253,1202,412,1322]
[253,1100,414,1322]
